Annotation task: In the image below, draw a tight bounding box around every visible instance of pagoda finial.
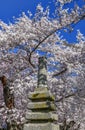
[37,56,47,88]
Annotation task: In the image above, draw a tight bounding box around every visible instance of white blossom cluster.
[58,0,73,5]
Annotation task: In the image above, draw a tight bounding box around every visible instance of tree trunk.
[0,76,14,109]
[0,76,15,130]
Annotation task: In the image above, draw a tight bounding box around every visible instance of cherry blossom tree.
[0,0,85,129]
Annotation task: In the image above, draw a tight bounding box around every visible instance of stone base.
[24,123,60,130]
[26,112,58,121]
[35,87,48,92]
[28,101,56,111]
[28,90,55,101]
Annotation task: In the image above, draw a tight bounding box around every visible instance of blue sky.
[0,0,85,43]
[0,0,51,22]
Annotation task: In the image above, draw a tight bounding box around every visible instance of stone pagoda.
[24,56,60,130]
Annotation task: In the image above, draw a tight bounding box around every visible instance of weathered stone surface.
[28,91,55,101]
[27,101,56,111]
[37,57,47,88]
[26,112,58,121]
[24,123,60,130]
[35,87,48,92]
[24,57,60,130]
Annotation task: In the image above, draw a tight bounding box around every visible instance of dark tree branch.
[52,67,67,77]
[28,28,57,68]
[56,93,75,102]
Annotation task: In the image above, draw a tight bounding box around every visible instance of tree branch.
[28,10,85,68]
[56,93,75,102]
[52,67,67,77]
